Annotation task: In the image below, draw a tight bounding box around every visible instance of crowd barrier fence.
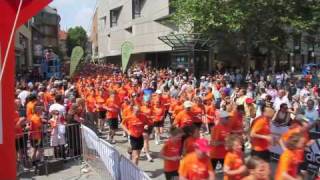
[81,125,151,180]
[16,123,82,177]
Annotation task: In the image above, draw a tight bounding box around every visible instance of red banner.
[0,0,51,179]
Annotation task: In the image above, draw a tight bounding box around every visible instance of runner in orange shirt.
[210,111,231,170]
[205,100,216,133]
[95,89,107,133]
[160,127,184,180]
[250,107,274,162]
[85,89,97,128]
[152,100,166,145]
[183,125,200,155]
[191,97,205,129]
[242,156,270,180]
[275,133,305,180]
[223,134,246,180]
[105,91,120,143]
[121,106,148,165]
[140,100,154,161]
[179,138,215,180]
[174,101,194,129]
[279,114,316,178]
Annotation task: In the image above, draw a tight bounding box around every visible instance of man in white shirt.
[305,99,319,131]
[273,89,291,111]
[18,86,30,106]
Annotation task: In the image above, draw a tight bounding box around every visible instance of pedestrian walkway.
[32,161,101,180]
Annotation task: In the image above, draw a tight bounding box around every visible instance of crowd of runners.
[14,62,320,180]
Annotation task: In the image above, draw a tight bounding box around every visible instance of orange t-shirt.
[174,110,193,128]
[179,152,214,180]
[124,114,146,138]
[173,103,184,118]
[14,111,24,138]
[229,111,243,133]
[162,138,182,172]
[184,136,197,154]
[210,124,230,159]
[86,95,96,112]
[161,94,171,110]
[224,151,244,180]
[153,106,165,122]
[275,149,300,180]
[105,97,120,119]
[250,116,270,151]
[95,95,106,111]
[30,114,42,140]
[26,101,36,121]
[192,104,204,123]
[205,105,216,124]
[140,105,153,125]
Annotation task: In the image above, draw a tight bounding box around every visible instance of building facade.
[97,0,178,67]
[32,6,61,66]
[91,9,99,61]
[15,21,33,74]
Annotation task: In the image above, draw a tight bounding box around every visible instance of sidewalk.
[21,161,101,180]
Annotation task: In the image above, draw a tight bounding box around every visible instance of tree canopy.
[171,0,320,55]
[66,26,88,57]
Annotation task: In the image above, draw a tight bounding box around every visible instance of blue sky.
[49,0,97,34]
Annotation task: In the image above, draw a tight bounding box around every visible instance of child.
[160,127,184,180]
[275,133,305,180]
[242,156,270,180]
[224,134,247,180]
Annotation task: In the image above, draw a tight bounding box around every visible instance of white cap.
[201,76,205,80]
[155,90,162,94]
[183,101,193,108]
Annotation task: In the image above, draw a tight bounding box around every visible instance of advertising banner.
[121,41,134,73]
[69,46,84,76]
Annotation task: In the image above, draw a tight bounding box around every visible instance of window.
[110,8,121,28]
[132,0,143,19]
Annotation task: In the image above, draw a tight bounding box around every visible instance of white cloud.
[49,0,96,33]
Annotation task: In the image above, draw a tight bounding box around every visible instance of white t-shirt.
[273,96,291,111]
[18,90,30,106]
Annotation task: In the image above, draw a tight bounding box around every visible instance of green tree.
[66,26,88,57]
[171,0,320,69]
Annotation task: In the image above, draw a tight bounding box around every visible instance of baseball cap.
[155,90,162,94]
[195,138,212,153]
[183,101,193,108]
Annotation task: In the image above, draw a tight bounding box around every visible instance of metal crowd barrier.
[81,125,151,180]
[16,123,82,177]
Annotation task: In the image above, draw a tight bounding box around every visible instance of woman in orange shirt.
[275,133,305,180]
[192,97,205,129]
[95,89,107,133]
[160,127,184,180]
[205,100,216,133]
[140,100,154,161]
[29,105,45,165]
[105,91,120,143]
[179,138,215,180]
[223,134,247,180]
[210,111,230,170]
[153,100,166,145]
[121,106,148,165]
[183,125,200,155]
